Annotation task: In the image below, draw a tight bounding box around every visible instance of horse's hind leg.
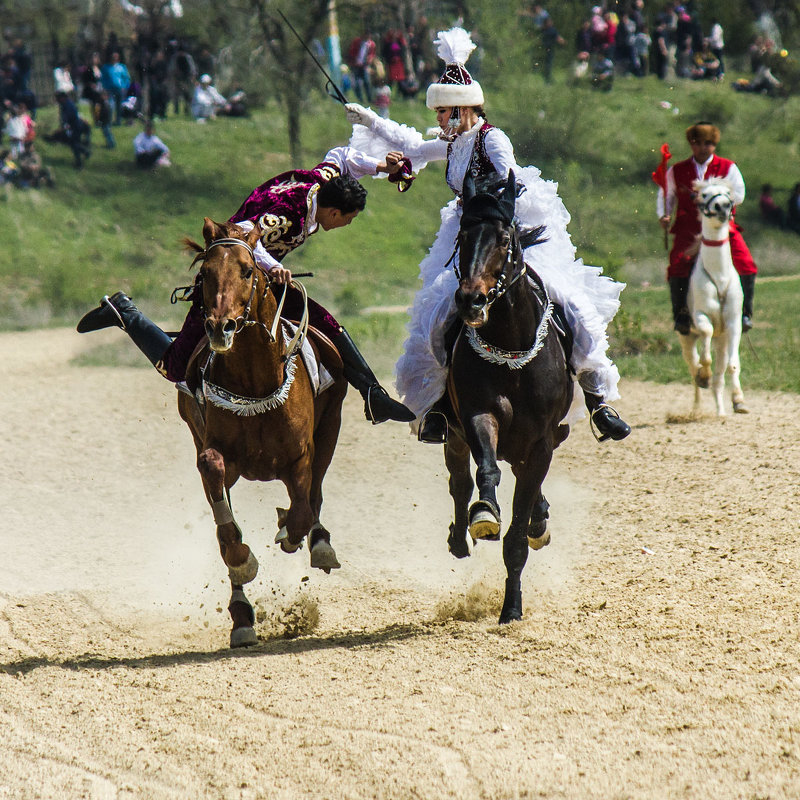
[307,390,346,572]
[444,432,474,559]
[465,413,502,541]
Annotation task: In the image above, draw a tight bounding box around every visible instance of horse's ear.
[463,172,476,203]
[202,217,227,245]
[499,170,516,223]
[245,223,262,249]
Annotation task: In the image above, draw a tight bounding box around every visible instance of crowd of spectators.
[759,183,800,234]
[1,32,252,182]
[343,18,441,115]
[523,1,784,94]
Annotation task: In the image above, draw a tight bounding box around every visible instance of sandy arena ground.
[1,327,799,800]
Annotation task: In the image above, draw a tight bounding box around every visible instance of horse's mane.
[693,176,733,193]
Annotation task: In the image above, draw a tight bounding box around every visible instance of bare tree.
[249,0,338,165]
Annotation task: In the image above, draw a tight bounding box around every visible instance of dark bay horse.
[443,172,573,623]
[178,218,348,648]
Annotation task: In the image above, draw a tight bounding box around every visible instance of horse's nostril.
[471,293,487,310]
[204,320,215,338]
[222,319,237,335]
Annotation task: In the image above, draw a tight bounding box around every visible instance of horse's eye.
[243,266,253,280]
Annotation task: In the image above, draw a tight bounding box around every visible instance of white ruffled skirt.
[394,165,624,425]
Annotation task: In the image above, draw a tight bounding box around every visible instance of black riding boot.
[334,328,415,424]
[740,274,756,332]
[76,292,173,371]
[418,395,450,444]
[582,390,631,442]
[668,276,691,335]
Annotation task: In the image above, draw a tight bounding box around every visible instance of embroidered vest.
[228,161,341,260]
[448,122,496,196]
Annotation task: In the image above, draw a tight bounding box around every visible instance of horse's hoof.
[733,402,750,414]
[528,530,551,551]
[694,374,710,389]
[230,626,258,648]
[310,539,341,571]
[469,501,501,541]
[227,550,259,585]
[499,609,523,625]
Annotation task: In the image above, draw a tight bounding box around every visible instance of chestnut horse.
[442,172,573,623]
[178,218,347,648]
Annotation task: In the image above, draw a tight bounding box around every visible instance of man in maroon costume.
[657,122,758,334]
[77,146,415,424]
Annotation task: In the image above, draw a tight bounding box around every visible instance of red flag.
[651,143,672,190]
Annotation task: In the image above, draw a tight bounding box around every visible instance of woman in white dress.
[345,27,630,444]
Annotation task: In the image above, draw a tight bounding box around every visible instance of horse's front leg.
[463,412,502,541]
[724,321,749,414]
[444,431,474,559]
[677,332,702,411]
[711,330,730,416]
[499,450,554,624]
[693,313,714,390]
[197,447,259,648]
[197,448,258,585]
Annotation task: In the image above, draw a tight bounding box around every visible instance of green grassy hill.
[3,71,798,390]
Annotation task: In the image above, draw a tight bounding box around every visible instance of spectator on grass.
[46,91,91,168]
[101,51,131,125]
[759,184,784,228]
[787,183,800,234]
[17,140,54,188]
[133,119,170,168]
[191,74,226,122]
[53,60,75,96]
[631,25,652,77]
[540,16,565,84]
[709,18,725,79]
[3,102,32,157]
[168,41,197,116]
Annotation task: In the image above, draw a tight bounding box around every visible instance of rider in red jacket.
[657,122,757,334]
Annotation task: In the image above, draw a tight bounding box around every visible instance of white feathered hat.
[426,27,484,110]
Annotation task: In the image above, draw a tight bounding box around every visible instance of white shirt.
[133,131,168,156]
[656,155,745,217]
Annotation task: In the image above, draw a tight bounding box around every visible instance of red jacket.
[668,155,757,278]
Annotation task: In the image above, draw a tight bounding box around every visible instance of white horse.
[678,177,749,415]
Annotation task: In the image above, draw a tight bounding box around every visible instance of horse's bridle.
[698,190,732,221]
[453,221,525,314]
[201,237,273,338]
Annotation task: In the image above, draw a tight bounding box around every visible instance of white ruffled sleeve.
[322,145,382,180]
[483,127,518,178]
[349,116,448,177]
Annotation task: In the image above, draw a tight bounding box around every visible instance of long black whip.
[277,10,349,105]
